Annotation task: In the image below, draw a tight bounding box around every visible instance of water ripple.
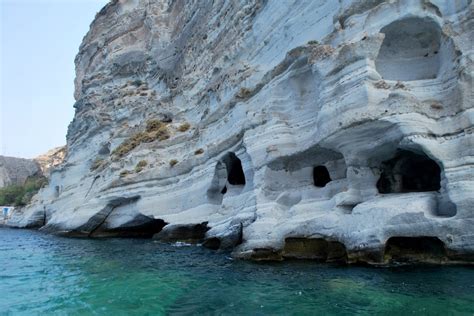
[1,228,473,315]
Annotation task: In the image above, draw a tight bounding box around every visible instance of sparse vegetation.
[145,119,163,132]
[0,175,48,207]
[178,122,191,132]
[374,80,390,89]
[394,81,407,90]
[169,159,178,167]
[112,133,146,158]
[308,45,336,63]
[119,170,131,178]
[236,87,252,99]
[431,102,443,110]
[135,160,148,173]
[112,119,170,158]
[90,158,105,171]
[194,148,204,155]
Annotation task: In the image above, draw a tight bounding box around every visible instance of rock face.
[8,0,474,265]
[34,146,67,177]
[0,156,41,188]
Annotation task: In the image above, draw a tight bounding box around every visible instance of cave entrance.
[384,236,447,263]
[377,150,441,193]
[313,165,331,187]
[283,238,347,263]
[375,17,441,81]
[207,152,246,203]
[222,152,246,186]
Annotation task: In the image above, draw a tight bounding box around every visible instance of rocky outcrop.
[8,0,474,265]
[0,156,41,188]
[34,146,67,177]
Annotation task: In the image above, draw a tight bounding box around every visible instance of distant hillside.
[0,146,66,189]
[0,156,41,188]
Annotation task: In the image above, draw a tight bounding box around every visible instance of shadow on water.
[1,228,473,315]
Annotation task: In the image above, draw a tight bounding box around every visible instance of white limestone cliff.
[8,0,474,265]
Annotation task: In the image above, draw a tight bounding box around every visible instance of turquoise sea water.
[1,228,473,315]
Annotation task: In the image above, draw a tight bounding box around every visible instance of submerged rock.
[8,0,474,265]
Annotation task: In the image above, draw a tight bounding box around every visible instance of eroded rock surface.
[34,146,67,177]
[8,0,474,265]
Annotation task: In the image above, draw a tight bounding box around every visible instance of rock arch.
[207,152,246,203]
[375,17,442,81]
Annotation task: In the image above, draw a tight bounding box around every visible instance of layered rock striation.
[8,0,474,265]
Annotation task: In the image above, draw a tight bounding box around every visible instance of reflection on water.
[1,228,473,315]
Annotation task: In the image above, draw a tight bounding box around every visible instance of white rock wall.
[9,0,474,264]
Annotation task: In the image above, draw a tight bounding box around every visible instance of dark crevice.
[54,185,61,198]
[42,208,47,226]
[313,165,331,187]
[85,175,100,198]
[222,152,246,186]
[86,205,116,237]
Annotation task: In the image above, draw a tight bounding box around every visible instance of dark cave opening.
[377,150,441,193]
[384,236,447,263]
[223,152,246,186]
[283,238,348,263]
[313,165,331,187]
[207,152,246,203]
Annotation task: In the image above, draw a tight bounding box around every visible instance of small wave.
[172,241,194,247]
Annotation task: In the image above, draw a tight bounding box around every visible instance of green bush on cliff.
[0,175,47,207]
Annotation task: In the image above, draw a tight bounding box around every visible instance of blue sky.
[1,0,109,158]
